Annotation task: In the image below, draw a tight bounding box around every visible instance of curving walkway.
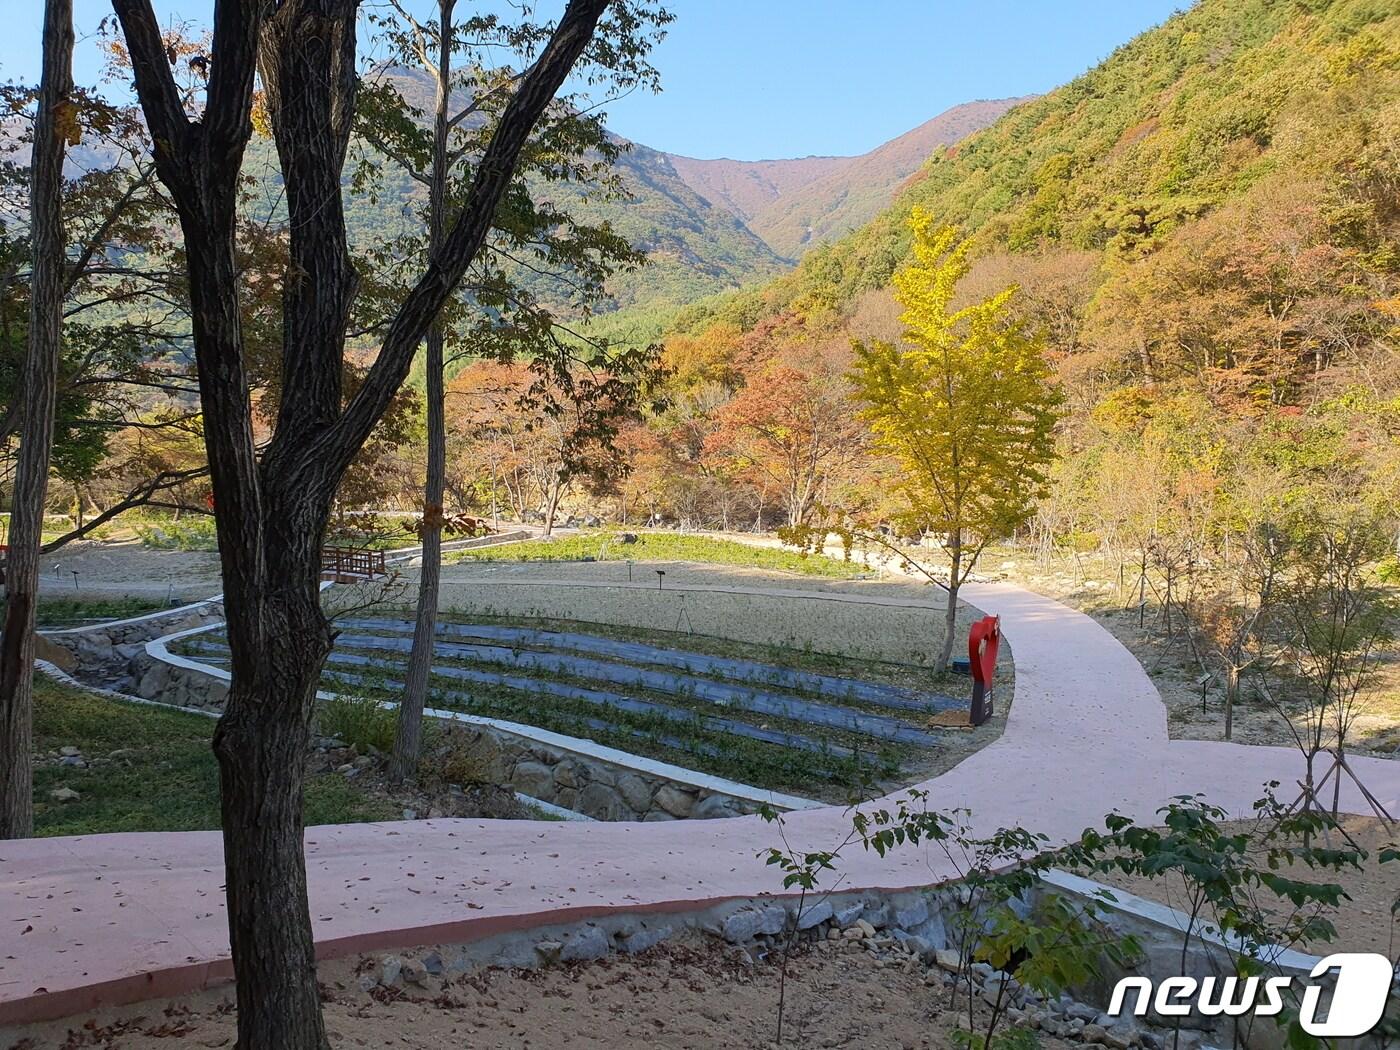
[4,580,1399,1025]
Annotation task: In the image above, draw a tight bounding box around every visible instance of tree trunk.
[212,560,332,1050]
[0,0,73,840]
[393,0,455,783]
[939,528,963,671]
[1223,663,1238,741]
[111,1,614,1043]
[543,474,563,537]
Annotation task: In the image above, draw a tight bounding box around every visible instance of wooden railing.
[320,545,387,580]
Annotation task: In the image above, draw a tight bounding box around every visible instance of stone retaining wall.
[46,608,804,822]
[460,724,759,821]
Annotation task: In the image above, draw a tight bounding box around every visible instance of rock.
[724,907,785,943]
[59,756,86,767]
[49,786,80,803]
[336,763,355,774]
[400,958,429,986]
[1083,1024,1110,1044]
[552,760,584,789]
[841,927,865,941]
[855,918,877,938]
[352,755,374,769]
[892,896,929,930]
[534,940,563,962]
[559,925,610,962]
[616,773,653,813]
[1104,1028,1137,1050]
[652,784,695,818]
[1068,1002,1101,1022]
[692,794,744,820]
[427,806,447,820]
[378,955,403,986]
[934,949,962,973]
[619,532,638,544]
[511,760,555,799]
[832,900,866,927]
[577,782,628,821]
[59,746,82,757]
[890,930,931,958]
[401,809,417,820]
[108,748,140,760]
[860,902,892,928]
[794,899,833,929]
[621,923,673,954]
[421,951,444,976]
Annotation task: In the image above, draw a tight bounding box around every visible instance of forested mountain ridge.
[681,0,1399,368]
[612,0,1400,548]
[668,98,1032,259]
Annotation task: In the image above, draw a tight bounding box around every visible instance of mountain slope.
[686,0,1399,335]
[666,98,1029,259]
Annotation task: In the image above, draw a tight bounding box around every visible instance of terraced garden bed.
[171,613,973,799]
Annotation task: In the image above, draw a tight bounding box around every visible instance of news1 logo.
[1107,954,1394,1037]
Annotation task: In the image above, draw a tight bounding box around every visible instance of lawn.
[32,677,397,836]
[448,529,867,578]
[28,595,169,627]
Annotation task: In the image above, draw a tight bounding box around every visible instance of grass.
[32,677,398,836]
[29,595,170,627]
[447,529,869,579]
[1,595,169,628]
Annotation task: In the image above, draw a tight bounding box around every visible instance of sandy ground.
[990,550,1400,759]
[1088,814,1400,956]
[28,540,224,604]
[3,938,1076,1050]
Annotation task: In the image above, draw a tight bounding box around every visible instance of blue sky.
[2,1,1187,160]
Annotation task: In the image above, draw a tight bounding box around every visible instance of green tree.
[851,209,1061,667]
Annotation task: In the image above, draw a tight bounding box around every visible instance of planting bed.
[173,614,968,799]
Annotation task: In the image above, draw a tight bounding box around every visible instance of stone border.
[1041,869,1324,976]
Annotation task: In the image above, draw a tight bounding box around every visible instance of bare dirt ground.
[5,938,1076,1050]
[30,540,223,604]
[1089,815,1400,956]
[989,549,1400,758]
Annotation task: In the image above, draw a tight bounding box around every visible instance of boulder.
[652,784,695,818]
[511,760,555,800]
[692,793,744,820]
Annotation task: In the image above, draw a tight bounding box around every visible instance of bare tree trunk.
[0,0,72,840]
[393,0,455,783]
[1223,663,1239,741]
[543,473,563,536]
[939,528,963,670]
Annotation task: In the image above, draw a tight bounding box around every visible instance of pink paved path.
[3,581,1398,1026]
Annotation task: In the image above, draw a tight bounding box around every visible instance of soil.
[3,938,1078,1050]
[32,540,223,603]
[989,549,1400,759]
[1086,815,1400,957]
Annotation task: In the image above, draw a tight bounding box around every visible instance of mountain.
[666,98,1030,259]
[681,0,1400,340]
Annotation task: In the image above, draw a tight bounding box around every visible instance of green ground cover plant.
[447,530,868,579]
[31,677,397,835]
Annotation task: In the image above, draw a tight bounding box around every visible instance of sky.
[1,1,1188,161]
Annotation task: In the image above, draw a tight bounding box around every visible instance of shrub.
[318,694,398,753]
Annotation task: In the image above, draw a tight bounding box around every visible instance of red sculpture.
[968,614,1000,726]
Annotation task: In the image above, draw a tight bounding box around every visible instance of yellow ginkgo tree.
[851,209,1062,669]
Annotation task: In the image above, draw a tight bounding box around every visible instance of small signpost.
[968,614,1000,726]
